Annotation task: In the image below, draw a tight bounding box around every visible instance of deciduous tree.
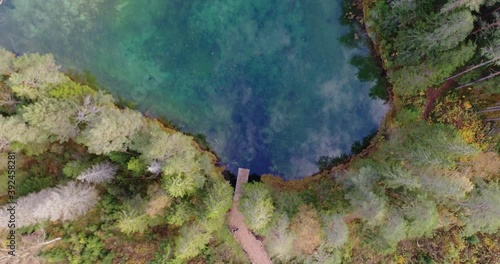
[265,213,295,261]
[321,213,349,249]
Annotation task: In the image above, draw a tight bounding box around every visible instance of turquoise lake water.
[0,0,388,179]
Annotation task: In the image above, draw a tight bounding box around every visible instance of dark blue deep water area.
[0,0,388,178]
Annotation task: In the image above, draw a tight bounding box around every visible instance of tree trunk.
[454,71,500,90]
[444,58,499,81]
[478,106,500,113]
[471,21,500,35]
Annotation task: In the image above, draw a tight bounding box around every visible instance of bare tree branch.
[444,58,499,81]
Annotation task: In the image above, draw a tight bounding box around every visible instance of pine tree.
[303,243,342,264]
[344,166,388,227]
[48,80,96,99]
[0,47,15,75]
[240,182,275,234]
[460,182,500,236]
[130,121,195,162]
[174,223,211,261]
[416,168,473,201]
[166,201,193,227]
[400,195,439,238]
[8,53,64,99]
[441,0,487,13]
[380,164,421,191]
[391,42,477,95]
[163,169,206,198]
[203,180,233,222]
[162,154,206,198]
[21,97,79,142]
[376,209,408,253]
[116,209,149,235]
[77,107,144,154]
[0,115,49,151]
[424,10,475,51]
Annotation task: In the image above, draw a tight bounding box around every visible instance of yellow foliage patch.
[290,205,321,255]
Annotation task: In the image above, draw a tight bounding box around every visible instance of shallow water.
[0,0,388,179]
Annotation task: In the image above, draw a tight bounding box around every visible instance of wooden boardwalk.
[233,168,249,203]
[229,168,272,264]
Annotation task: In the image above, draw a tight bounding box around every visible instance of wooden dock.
[233,168,249,203]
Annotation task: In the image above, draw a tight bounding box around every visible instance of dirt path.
[229,168,272,264]
[422,79,457,120]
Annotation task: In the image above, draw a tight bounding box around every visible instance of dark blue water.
[0,0,387,178]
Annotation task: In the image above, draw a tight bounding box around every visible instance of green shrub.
[107,151,131,166]
[63,160,88,178]
[48,80,96,99]
[127,157,147,176]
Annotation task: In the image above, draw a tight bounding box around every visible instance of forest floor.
[229,168,272,264]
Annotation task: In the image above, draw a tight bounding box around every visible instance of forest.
[0,0,499,263]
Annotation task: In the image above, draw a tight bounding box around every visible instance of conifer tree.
[174,223,211,261]
[22,97,79,142]
[77,107,144,154]
[8,53,64,99]
[0,47,15,75]
[0,115,49,151]
[460,182,500,236]
[240,182,275,234]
